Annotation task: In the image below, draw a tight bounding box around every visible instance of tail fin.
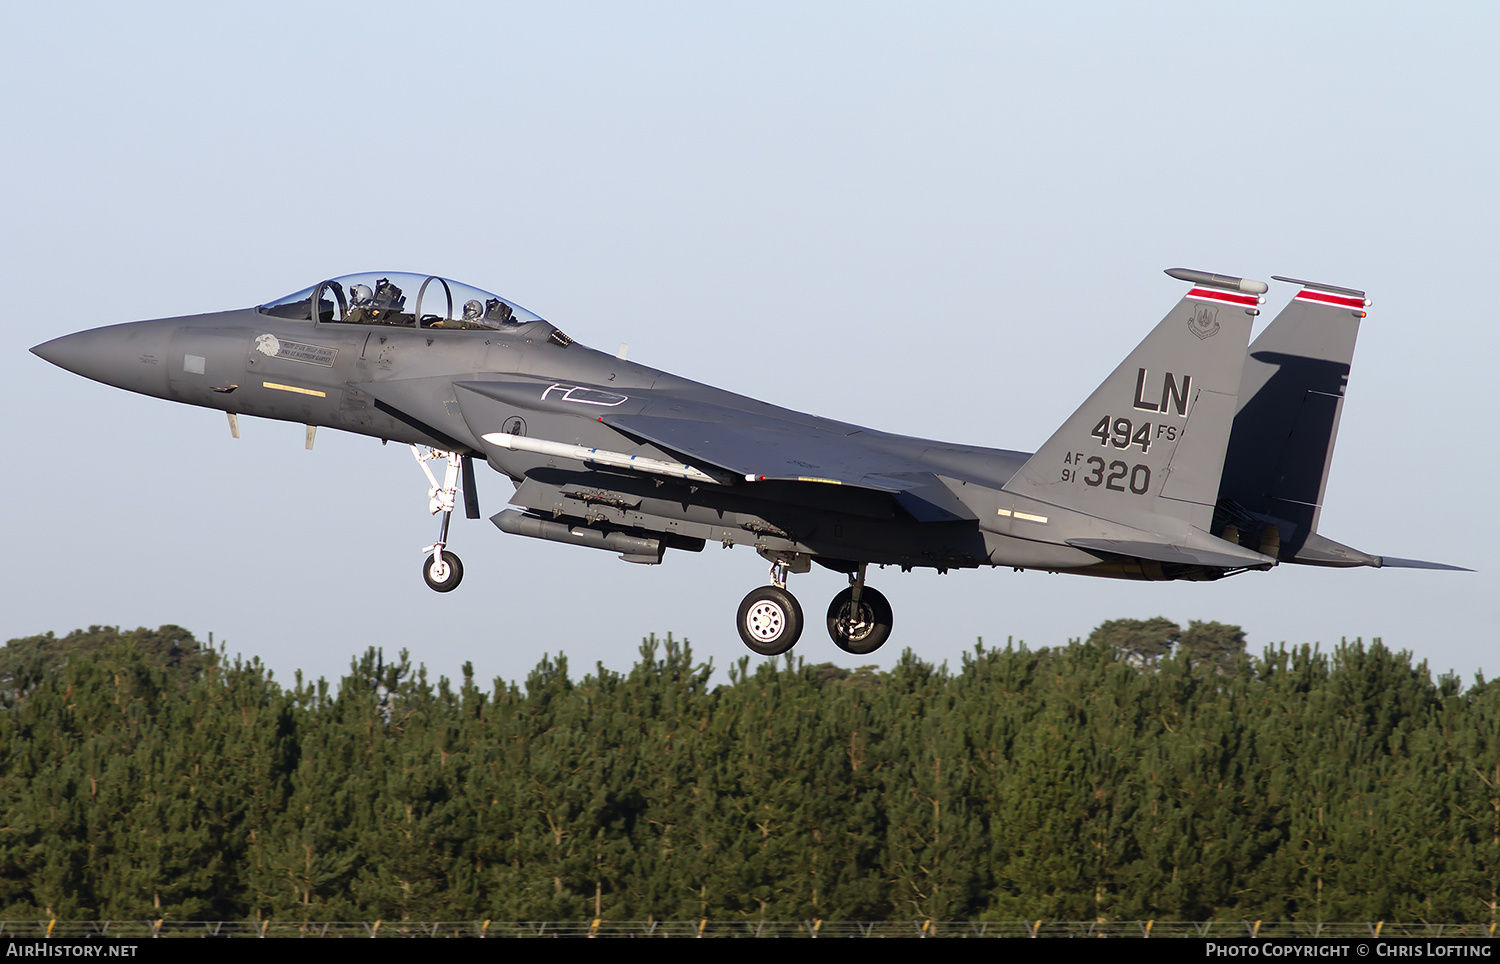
[1216,278,1469,572]
[1004,269,1262,535]
[1217,277,1366,554]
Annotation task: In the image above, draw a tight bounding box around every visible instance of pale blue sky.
[2,2,1492,688]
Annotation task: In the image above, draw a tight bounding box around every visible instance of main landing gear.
[735,555,893,656]
[413,445,464,592]
[827,566,893,656]
[737,585,803,656]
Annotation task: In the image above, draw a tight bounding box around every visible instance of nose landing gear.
[413,445,465,592]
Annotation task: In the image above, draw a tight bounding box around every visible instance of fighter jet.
[31,268,1462,656]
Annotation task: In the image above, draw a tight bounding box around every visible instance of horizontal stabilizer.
[1290,532,1470,571]
[1068,537,1275,569]
[1289,531,1380,567]
[1377,556,1472,572]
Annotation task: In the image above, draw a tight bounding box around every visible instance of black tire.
[736,586,803,656]
[826,586,893,655]
[423,550,464,592]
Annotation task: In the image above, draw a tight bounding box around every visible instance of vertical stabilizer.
[1219,277,1367,546]
[1004,269,1261,535]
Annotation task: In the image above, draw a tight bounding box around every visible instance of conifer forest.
[1,622,1497,924]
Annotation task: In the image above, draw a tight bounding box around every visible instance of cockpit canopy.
[258,272,545,330]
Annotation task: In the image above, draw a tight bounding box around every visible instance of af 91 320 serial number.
[1061,457,1151,494]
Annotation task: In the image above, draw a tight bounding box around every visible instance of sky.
[2,2,1493,691]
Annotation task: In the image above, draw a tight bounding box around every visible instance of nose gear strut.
[412,445,464,592]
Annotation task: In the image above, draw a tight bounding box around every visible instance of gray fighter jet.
[32,268,1461,656]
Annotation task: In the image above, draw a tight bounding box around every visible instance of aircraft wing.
[453,378,978,521]
[603,411,886,482]
[599,413,978,521]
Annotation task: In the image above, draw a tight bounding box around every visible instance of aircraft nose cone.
[31,321,173,399]
[32,331,97,374]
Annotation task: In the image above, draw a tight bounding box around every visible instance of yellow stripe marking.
[796,477,842,485]
[1013,511,1048,524]
[263,381,326,398]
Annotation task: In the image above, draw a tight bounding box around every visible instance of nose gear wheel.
[423,550,464,592]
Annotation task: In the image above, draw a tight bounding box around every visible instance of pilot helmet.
[350,284,374,306]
